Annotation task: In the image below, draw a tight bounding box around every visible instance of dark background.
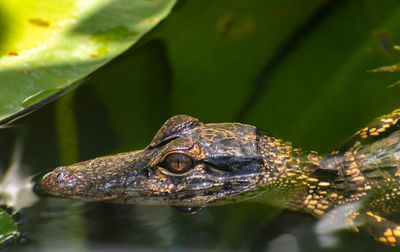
[2,0,400,251]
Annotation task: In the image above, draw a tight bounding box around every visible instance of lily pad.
[0,208,18,245]
[0,0,176,124]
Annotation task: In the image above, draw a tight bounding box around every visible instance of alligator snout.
[40,166,80,197]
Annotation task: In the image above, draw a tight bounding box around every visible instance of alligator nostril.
[55,171,69,181]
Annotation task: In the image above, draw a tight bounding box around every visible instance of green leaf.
[245,0,400,152]
[152,0,329,122]
[0,208,18,245]
[0,0,176,124]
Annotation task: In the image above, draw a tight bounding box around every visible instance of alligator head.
[40,115,271,212]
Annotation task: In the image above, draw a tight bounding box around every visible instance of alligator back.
[314,109,400,246]
[347,109,400,215]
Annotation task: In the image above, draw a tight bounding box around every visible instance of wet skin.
[41,109,400,246]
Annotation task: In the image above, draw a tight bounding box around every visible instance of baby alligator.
[41,109,400,246]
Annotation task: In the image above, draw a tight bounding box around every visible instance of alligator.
[40,108,400,246]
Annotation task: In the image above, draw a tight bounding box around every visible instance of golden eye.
[164,153,193,174]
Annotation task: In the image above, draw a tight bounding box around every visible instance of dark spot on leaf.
[29,18,50,27]
[216,13,255,40]
[20,70,30,74]
[8,52,19,56]
[147,18,157,24]
[372,30,393,54]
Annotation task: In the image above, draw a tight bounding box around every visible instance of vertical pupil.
[166,154,192,173]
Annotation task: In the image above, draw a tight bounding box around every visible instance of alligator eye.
[164,153,193,174]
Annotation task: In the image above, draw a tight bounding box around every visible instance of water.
[2,0,400,250]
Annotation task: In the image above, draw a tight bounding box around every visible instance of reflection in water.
[0,137,37,212]
[133,205,175,244]
[32,200,89,252]
[266,233,299,252]
[314,202,363,248]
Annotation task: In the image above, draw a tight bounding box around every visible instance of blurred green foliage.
[2,0,400,251]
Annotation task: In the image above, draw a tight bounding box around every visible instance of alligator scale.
[41,109,400,246]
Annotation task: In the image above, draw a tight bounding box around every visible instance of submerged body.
[41,109,400,246]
